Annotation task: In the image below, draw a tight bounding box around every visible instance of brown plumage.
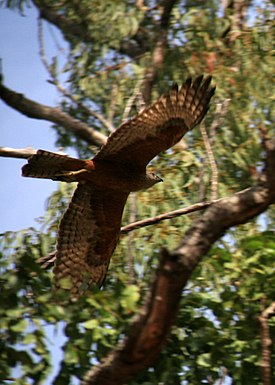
[22,75,215,298]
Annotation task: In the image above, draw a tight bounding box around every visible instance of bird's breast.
[79,160,148,192]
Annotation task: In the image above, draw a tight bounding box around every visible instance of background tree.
[0,1,274,384]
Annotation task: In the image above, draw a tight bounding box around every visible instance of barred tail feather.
[22,150,89,181]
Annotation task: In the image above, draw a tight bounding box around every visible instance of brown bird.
[22,75,215,297]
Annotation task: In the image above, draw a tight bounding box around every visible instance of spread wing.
[94,75,215,168]
[53,183,129,297]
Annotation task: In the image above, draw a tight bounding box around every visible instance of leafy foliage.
[0,0,274,384]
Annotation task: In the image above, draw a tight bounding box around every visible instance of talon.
[57,169,88,177]
[54,169,88,182]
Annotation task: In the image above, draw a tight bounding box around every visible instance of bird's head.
[146,172,163,187]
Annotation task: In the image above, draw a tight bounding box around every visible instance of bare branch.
[200,122,219,200]
[143,0,178,104]
[38,16,55,78]
[36,184,273,270]
[209,98,231,135]
[37,252,56,269]
[122,78,145,122]
[50,79,115,133]
[0,146,69,160]
[258,125,275,195]
[258,300,275,385]
[121,199,217,234]
[107,83,119,131]
[198,99,230,201]
[262,302,275,319]
[0,147,37,159]
[222,0,252,45]
[126,193,138,284]
[36,199,218,269]
[38,18,115,133]
[0,82,107,146]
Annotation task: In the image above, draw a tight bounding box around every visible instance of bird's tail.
[22,150,92,182]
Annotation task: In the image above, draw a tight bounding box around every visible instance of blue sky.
[0,7,71,383]
[0,6,68,233]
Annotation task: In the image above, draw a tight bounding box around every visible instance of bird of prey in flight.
[22,75,215,297]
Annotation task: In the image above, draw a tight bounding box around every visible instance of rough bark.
[0,83,106,147]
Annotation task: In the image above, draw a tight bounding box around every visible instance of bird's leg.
[54,169,89,182]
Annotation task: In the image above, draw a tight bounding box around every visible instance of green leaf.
[120,285,140,312]
[10,319,28,333]
[82,319,99,330]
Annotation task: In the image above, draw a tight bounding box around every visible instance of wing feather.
[94,75,215,168]
[53,183,129,297]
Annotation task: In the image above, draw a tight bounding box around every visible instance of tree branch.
[36,199,220,269]
[3,136,274,385]
[37,17,115,133]
[0,146,70,160]
[126,193,138,284]
[83,189,275,385]
[0,82,107,147]
[200,122,219,200]
[222,0,252,44]
[257,299,275,385]
[258,125,275,194]
[82,133,275,385]
[122,78,145,122]
[198,99,230,201]
[142,0,178,104]
[121,200,218,234]
[0,147,37,159]
[32,0,149,58]
[209,98,231,134]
